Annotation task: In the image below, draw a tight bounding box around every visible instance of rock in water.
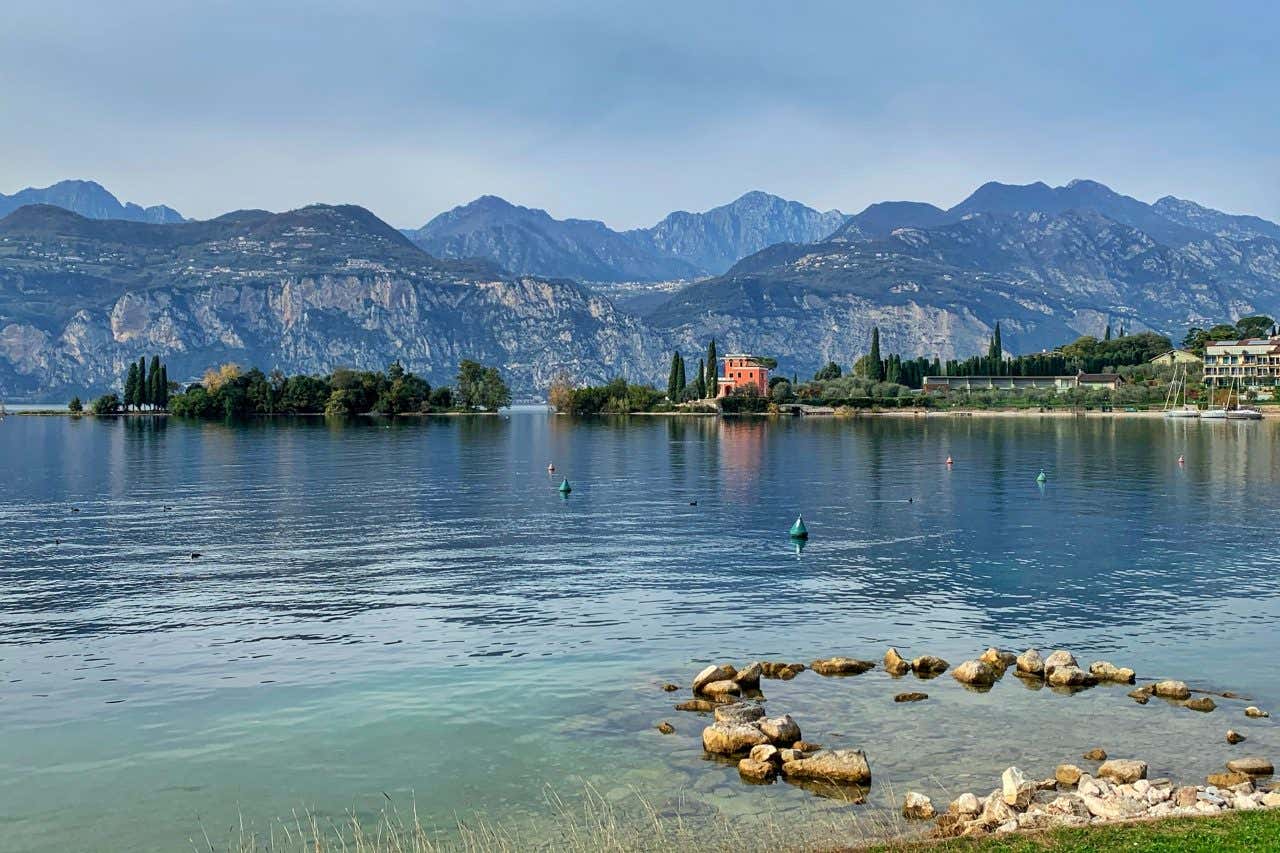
[1245,706,1270,718]
[749,744,780,764]
[675,699,717,713]
[894,692,928,703]
[1227,730,1246,744]
[692,664,736,693]
[1046,664,1098,688]
[810,657,875,676]
[911,655,949,676]
[884,647,912,675]
[701,722,769,755]
[1016,648,1045,677]
[714,702,765,724]
[902,791,935,819]
[1225,757,1274,776]
[1186,696,1216,712]
[657,721,675,734]
[733,661,762,688]
[758,714,801,745]
[781,749,872,785]
[1097,759,1147,784]
[661,683,679,692]
[979,647,1017,671]
[737,757,776,782]
[1207,770,1252,787]
[1082,748,1108,761]
[1089,661,1136,683]
[952,659,999,687]
[1151,680,1190,700]
[1043,650,1078,675]
[700,679,740,698]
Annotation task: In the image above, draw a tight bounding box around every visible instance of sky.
[2,1,1277,229]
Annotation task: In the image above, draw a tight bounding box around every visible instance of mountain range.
[405,190,848,281]
[0,179,184,224]
[3,177,1280,400]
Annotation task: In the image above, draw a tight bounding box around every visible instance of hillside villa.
[717,354,771,397]
[1149,349,1202,367]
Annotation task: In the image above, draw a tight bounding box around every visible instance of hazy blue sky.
[2,1,1276,228]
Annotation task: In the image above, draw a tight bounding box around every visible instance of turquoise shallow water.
[2,412,1280,850]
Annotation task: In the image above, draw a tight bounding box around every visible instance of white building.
[1203,338,1280,390]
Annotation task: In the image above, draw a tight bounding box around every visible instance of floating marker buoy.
[789,515,809,539]
[946,456,953,466]
[547,463,555,473]
[558,478,572,494]
[1036,469,1047,484]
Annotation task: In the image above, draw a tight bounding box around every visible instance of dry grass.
[199,782,917,853]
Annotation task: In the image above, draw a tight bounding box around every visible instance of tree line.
[77,354,172,414]
[85,358,510,418]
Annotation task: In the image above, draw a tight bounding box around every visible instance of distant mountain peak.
[0,179,185,224]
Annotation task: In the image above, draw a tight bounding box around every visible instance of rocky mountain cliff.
[408,191,846,282]
[0,179,184,224]
[0,204,662,398]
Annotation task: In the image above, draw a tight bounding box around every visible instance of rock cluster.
[933,760,1280,840]
[810,657,875,676]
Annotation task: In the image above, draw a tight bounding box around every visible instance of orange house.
[717,354,771,397]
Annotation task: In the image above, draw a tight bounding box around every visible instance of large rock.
[758,714,801,745]
[1044,793,1091,819]
[1151,680,1190,700]
[749,744,780,764]
[760,661,806,679]
[895,692,928,703]
[1016,648,1045,677]
[1186,696,1216,713]
[692,664,736,692]
[1043,650,1077,675]
[1001,766,1037,808]
[980,647,1018,671]
[1245,706,1270,718]
[733,661,762,688]
[911,655,949,676]
[952,659,999,687]
[1082,748,1108,762]
[1207,770,1252,787]
[884,647,911,675]
[675,699,717,713]
[1081,794,1146,820]
[701,722,769,755]
[902,791,935,819]
[1228,730,1246,744]
[1046,664,1097,688]
[810,657,875,676]
[1225,757,1275,776]
[1089,661,1136,683]
[1097,759,1148,784]
[714,702,765,724]
[700,679,740,698]
[737,757,776,782]
[949,792,981,816]
[980,794,1015,825]
[1055,764,1084,786]
[781,749,872,785]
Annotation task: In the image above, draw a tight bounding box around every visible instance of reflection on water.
[2,413,1280,851]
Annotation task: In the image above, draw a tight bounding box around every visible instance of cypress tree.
[869,327,884,382]
[695,358,706,399]
[157,363,169,410]
[137,357,148,409]
[667,352,680,399]
[149,355,162,406]
[124,362,139,411]
[1104,324,1112,341]
[989,323,1002,361]
[705,339,718,397]
[676,353,686,393]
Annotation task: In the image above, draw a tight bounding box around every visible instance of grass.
[203,786,1280,853]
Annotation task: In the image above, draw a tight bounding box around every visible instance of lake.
[2,412,1279,851]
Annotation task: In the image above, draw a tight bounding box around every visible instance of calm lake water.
[3,412,1280,851]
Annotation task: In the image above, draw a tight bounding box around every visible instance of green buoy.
[1036,469,1047,484]
[789,515,809,539]
[558,478,572,494]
